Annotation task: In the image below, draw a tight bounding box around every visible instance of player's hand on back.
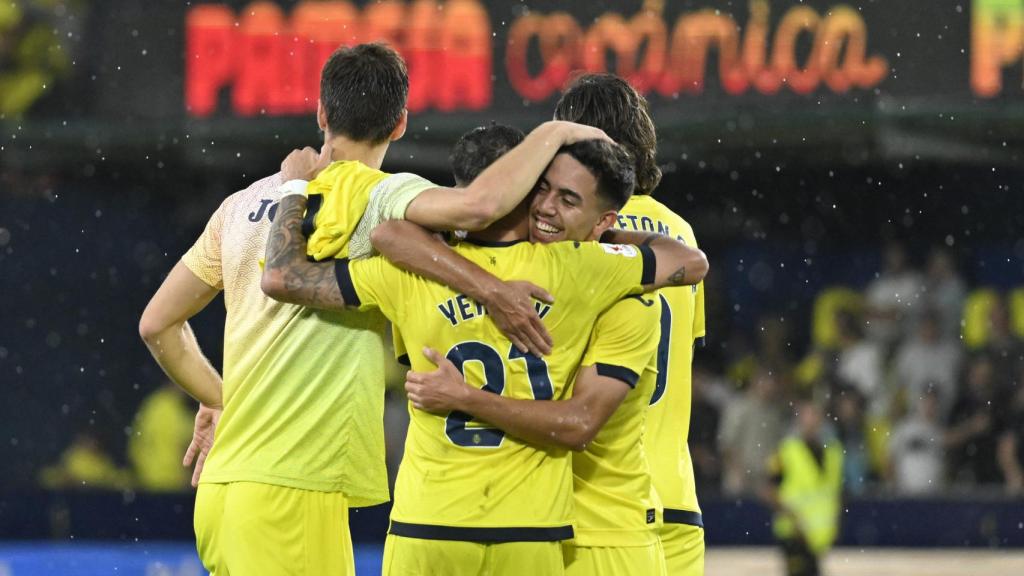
[405,347,473,414]
[280,143,333,181]
[182,404,221,488]
[486,280,555,356]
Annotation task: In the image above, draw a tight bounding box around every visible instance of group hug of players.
[140,42,709,575]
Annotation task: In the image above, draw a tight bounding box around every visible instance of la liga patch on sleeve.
[601,244,638,257]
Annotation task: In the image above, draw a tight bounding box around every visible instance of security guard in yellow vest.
[762,398,843,576]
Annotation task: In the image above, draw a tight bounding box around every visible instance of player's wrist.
[469,273,504,305]
[277,179,309,199]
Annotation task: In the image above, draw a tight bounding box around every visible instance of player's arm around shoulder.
[403,121,611,231]
[602,228,709,289]
[369,220,553,356]
[261,146,351,310]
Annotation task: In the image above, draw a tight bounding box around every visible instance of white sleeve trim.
[347,172,436,259]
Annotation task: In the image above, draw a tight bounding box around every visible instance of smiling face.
[528,153,618,244]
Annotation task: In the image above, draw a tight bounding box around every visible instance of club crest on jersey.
[601,244,638,257]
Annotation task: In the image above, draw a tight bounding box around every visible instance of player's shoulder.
[227,172,284,201]
[305,160,390,197]
[212,172,284,220]
[547,239,642,261]
[623,194,695,237]
[602,294,661,322]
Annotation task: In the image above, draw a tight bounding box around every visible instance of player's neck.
[466,212,528,245]
[324,134,390,169]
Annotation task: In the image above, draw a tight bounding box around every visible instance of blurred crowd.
[695,243,1024,498]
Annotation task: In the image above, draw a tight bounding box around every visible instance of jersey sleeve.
[347,173,437,259]
[581,296,661,388]
[181,198,227,290]
[334,255,405,321]
[693,281,707,344]
[566,241,655,310]
[304,162,388,261]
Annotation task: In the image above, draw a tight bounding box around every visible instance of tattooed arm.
[261,194,349,311]
[601,228,709,288]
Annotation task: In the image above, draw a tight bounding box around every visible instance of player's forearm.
[370,220,504,305]
[457,122,577,230]
[460,388,592,452]
[141,322,223,408]
[262,194,347,310]
[602,229,708,287]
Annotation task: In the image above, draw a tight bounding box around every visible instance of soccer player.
[553,73,708,575]
[261,139,708,575]
[378,131,672,574]
[138,43,577,575]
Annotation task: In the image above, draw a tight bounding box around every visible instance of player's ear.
[590,210,618,241]
[316,99,328,132]
[389,109,408,142]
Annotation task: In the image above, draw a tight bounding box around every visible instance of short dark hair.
[449,124,526,186]
[554,73,661,195]
[319,43,408,144]
[559,140,635,210]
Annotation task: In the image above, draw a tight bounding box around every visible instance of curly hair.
[554,73,662,195]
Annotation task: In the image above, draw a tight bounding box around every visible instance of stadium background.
[2,0,1024,573]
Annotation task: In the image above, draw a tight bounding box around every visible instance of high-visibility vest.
[773,436,844,554]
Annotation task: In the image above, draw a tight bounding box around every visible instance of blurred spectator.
[981,296,1024,403]
[997,363,1024,495]
[947,356,1002,485]
[865,242,923,347]
[834,311,886,416]
[888,388,946,495]
[762,399,843,576]
[128,383,194,491]
[832,386,871,495]
[921,248,966,341]
[719,365,789,496]
[689,365,725,495]
[893,310,962,419]
[725,316,795,399]
[39,430,132,490]
[757,315,796,374]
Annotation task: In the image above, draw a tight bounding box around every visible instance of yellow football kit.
[564,295,666,576]
[616,195,706,575]
[183,163,433,575]
[338,238,655,576]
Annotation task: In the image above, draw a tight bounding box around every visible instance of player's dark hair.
[559,140,636,210]
[554,73,661,195]
[320,43,408,144]
[449,124,526,186]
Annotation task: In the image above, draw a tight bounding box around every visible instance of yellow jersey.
[185,164,432,506]
[573,295,662,547]
[615,195,706,523]
[304,160,435,260]
[340,238,655,541]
